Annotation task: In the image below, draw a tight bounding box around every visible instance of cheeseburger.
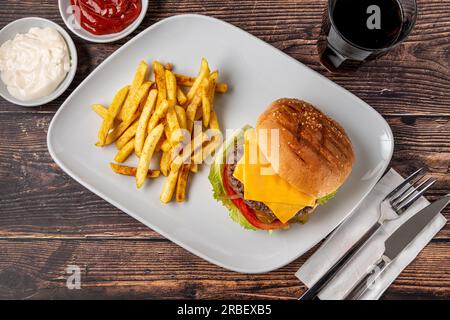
[209,99,354,230]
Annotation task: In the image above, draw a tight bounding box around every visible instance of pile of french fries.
[93,58,227,203]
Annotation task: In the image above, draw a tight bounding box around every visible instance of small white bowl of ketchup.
[58,0,148,43]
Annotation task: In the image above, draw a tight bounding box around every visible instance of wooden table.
[0,0,449,300]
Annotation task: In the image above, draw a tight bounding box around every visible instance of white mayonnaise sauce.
[0,27,71,101]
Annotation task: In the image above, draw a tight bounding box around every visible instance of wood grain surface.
[0,0,449,300]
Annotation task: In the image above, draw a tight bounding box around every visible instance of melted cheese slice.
[233,129,316,223]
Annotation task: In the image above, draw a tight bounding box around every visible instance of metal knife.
[344,194,450,300]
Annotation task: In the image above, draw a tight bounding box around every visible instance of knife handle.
[344,255,391,300]
[299,222,381,300]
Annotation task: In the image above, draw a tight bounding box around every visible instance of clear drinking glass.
[318,0,417,72]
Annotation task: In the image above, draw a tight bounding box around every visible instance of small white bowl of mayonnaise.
[0,17,77,107]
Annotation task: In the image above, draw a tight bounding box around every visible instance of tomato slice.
[222,165,288,230]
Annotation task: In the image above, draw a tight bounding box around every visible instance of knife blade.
[345,194,450,300]
[384,194,450,260]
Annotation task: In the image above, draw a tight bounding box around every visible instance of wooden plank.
[0,239,448,299]
[389,116,450,198]
[0,239,312,300]
[0,114,448,238]
[0,0,448,115]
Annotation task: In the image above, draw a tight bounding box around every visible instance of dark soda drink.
[318,0,417,72]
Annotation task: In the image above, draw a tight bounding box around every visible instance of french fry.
[176,87,187,105]
[153,61,167,107]
[186,92,202,133]
[114,138,135,163]
[147,99,170,134]
[209,111,220,130]
[160,160,183,204]
[165,69,177,104]
[190,127,206,168]
[135,89,158,156]
[186,58,210,104]
[176,164,191,202]
[209,71,218,109]
[164,63,173,71]
[160,139,172,152]
[116,119,139,149]
[172,131,209,168]
[191,141,205,165]
[175,105,187,130]
[164,122,172,145]
[186,78,208,132]
[96,85,129,146]
[121,81,152,122]
[105,112,140,145]
[110,163,160,178]
[92,104,108,118]
[92,104,121,128]
[118,61,148,120]
[160,150,171,176]
[136,124,164,188]
[215,83,228,94]
[195,106,203,121]
[155,137,165,152]
[175,73,228,93]
[192,135,221,165]
[166,104,182,144]
[201,78,211,127]
[174,74,196,87]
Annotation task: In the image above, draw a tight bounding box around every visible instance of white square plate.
[48,14,394,273]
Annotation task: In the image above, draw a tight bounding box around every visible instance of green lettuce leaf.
[317,190,337,205]
[208,125,257,230]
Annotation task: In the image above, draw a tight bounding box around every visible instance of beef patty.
[225,141,314,223]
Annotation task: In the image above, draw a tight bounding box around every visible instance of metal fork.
[300,168,436,300]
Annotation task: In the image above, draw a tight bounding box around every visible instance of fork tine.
[384,168,423,201]
[391,175,428,207]
[395,180,436,213]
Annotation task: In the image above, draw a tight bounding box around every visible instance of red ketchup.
[70,0,142,36]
